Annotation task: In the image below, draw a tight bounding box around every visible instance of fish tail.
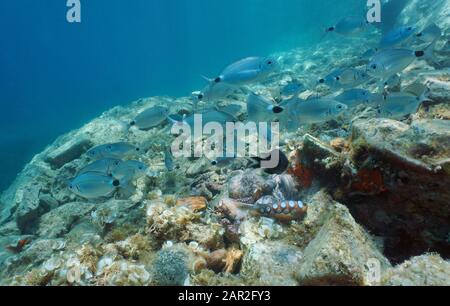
[416,41,440,67]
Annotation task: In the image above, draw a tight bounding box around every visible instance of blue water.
[0,0,366,191]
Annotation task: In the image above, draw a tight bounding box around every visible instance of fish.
[383,74,401,89]
[217,104,244,118]
[279,79,305,99]
[130,106,170,130]
[246,93,284,123]
[325,16,368,35]
[318,68,371,89]
[111,160,152,180]
[379,91,430,119]
[335,89,376,108]
[86,142,142,160]
[367,43,436,79]
[196,79,238,102]
[69,172,121,199]
[361,48,379,60]
[416,23,442,44]
[214,57,277,85]
[379,25,416,49]
[281,98,348,127]
[164,147,175,172]
[78,158,123,176]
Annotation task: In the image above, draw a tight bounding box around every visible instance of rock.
[228,170,272,203]
[184,223,224,250]
[241,241,303,286]
[0,221,20,236]
[347,118,450,263]
[3,238,66,276]
[299,134,345,188]
[295,196,391,286]
[45,137,93,169]
[37,202,95,238]
[186,158,210,178]
[382,254,450,286]
[15,184,51,234]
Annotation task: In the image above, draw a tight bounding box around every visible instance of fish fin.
[200,75,214,83]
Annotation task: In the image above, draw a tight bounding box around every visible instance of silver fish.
[335,89,375,108]
[367,44,435,79]
[319,68,371,89]
[78,158,123,176]
[361,48,379,60]
[69,173,120,199]
[280,79,305,99]
[197,79,238,102]
[86,142,141,160]
[282,98,348,127]
[383,74,401,89]
[416,23,442,44]
[326,16,368,35]
[214,57,277,85]
[379,25,416,49]
[247,93,283,123]
[112,160,151,180]
[379,92,429,119]
[131,106,170,130]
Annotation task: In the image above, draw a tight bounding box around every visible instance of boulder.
[382,254,450,286]
[15,184,51,234]
[295,194,391,286]
[45,137,92,169]
[241,241,303,286]
[37,202,95,238]
[347,118,450,263]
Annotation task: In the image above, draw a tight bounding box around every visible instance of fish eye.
[337,105,343,109]
[371,64,377,70]
[327,27,335,32]
[197,94,204,100]
[211,160,218,166]
[267,60,273,65]
[335,76,340,81]
[136,148,140,152]
[407,27,412,31]
[318,79,325,84]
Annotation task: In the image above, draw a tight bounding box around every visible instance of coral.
[184,223,225,250]
[146,201,202,242]
[151,248,188,286]
[224,248,243,274]
[176,196,208,212]
[115,234,153,263]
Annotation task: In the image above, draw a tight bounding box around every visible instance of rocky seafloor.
[1,1,450,286]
